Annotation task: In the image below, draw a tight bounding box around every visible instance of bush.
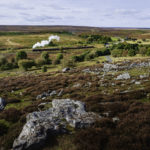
[86,34,112,44]
[41,52,49,60]
[41,52,51,64]
[0,56,7,66]
[112,43,139,51]
[128,49,136,56]
[11,58,15,63]
[48,41,57,46]
[85,53,95,61]
[102,48,111,55]
[35,58,46,67]
[42,66,47,72]
[111,49,123,57]
[0,63,14,71]
[16,51,27,61]
[146,48,150,56]
[0,56,18,71]
[64,59,76,68]
[95,49,103,56]
[18,59,35,71]
[57,53,63,60]
[72,55,84,62]
[72,51,90,62]
[53,53,63,65]
[139,47,147,56]
[53,59,61,65]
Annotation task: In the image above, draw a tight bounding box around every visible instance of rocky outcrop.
[13,99,100,150]
[116,73,130,80]
[103,63,118,72]
[0,97,6,111]
[36,89,63,100]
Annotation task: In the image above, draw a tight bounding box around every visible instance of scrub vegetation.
[1,26,150,150]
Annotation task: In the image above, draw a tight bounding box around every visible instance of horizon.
[0,25,150,30]
[0,0,150,28]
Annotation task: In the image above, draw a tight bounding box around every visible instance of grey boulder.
[13,99,100,150]
[0,97,6,111]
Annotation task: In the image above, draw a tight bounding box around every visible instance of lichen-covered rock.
[36,90,57,100]
[103,63,118,72]
[0,97,6,111]
[13,99,100,150]
[116,73,130,80]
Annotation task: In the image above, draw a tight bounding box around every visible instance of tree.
[54,59,61,65]
[95,49,103,57]
[139,47,147,56]
[111,49,123,57]
[85,53,95,61]
[57,53,63,60]
[18,59,35,71]
[128,49,136,56]
[42,66,47,72]
[35,58,46,67]
[41,52,51,64]
[16,51,27,61]
[0,56,7,66]
[146,48,150,56]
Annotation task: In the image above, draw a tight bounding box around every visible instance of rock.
[130,80,135,83]
[140,74,148,79]
[0,97,6,111]
[135,81,141,85]
[116,73,130,80]
[38,102,49,107]
[13,99,100,150]
[112,83,115,86]
[73,83,81,88]
[36,94,42,100]
[82,68,90,73]
[57,89,63,97]
[147,93,150,98]
[103,63,118,72]
[36,90,57,100]
[50,91,57,96]
[112,117,120,123]
[85,82,92,87]
[62,68,70,73]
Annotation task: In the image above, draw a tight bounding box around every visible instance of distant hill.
[0,25,150,38]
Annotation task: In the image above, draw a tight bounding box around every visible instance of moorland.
[1,26,150,150]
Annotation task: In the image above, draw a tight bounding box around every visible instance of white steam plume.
[32,35,60,49]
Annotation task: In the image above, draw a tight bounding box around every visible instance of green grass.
[0,119,11,127]
[129,67,150,77]
[6,101,32,110]
[0,33,84,50]
[140,98,150,103]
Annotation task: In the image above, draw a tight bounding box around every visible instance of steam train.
[32,46,94,52]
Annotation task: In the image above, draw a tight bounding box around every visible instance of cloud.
[115,9,138,15]
[24,15,62,22]
[0,0,150,27]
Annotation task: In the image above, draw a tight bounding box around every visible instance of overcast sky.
[0,0,150,27]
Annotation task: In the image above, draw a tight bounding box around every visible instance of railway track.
[32,46,94,52]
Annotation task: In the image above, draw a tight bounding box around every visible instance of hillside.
[0,26,150,150]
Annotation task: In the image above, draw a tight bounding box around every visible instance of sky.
[0,0,150,27]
